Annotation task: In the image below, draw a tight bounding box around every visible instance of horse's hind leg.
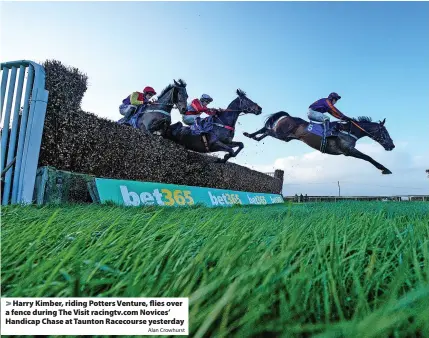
[345,147,392,174]
[254,132,271,141]
[243,127,267,140]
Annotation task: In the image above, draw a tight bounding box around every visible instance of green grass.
[2,202,429,337]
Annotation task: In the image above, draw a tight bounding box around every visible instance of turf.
[1,202,429,337]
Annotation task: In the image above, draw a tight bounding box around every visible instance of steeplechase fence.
[1,60,284,207]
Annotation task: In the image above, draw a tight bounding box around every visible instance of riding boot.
[320,120,328,153]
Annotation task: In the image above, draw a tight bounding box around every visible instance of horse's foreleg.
[227,141,244,160]
[136,116,150,135]
[150,118,170,136]
[138,124,150,135]
[243,127,267,140]
[345,147,392,174]
[212,141,237,163]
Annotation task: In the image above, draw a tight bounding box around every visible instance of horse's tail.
[264,111,290,129]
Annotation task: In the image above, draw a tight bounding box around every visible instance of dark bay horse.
[118,79,188,136]
[165,89,262,163]
[244,111,395,174]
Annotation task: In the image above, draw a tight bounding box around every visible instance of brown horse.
[243,111,395,174]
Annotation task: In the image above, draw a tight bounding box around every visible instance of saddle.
[307,120,341,138]
[307,120,343,153]
[190,116,214,135]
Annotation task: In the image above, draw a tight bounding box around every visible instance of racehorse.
[118,79,188,136]
[243,111,395,174]
[165,89,262,163]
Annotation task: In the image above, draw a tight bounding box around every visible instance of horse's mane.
[225,89,247,109]
[158,79,187,99]
[158,84,174,99]
[357,116,372,123]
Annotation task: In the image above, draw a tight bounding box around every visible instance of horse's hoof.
[382,169,392,175]
[216,157,227,164]
[243,132,250,137]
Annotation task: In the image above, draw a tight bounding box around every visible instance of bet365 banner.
[95,178,284,207]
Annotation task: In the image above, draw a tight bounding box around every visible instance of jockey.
[182,94,220,126]
[308,92,351,124]
[308,92,351,152]
[119,86,157,119]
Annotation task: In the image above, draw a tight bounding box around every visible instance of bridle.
[213,96,260,131]
[222,96,261,115]
[347,120,386,144]
[144,85,186,116]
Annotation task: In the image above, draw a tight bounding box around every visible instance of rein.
[143,109,171,117]
[213,115,235,131]
[351,120,367,133]
[349,120,380,141]
[149,102,173,106]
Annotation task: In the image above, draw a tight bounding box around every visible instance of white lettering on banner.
[208,191,242,206]
[270,196,283,203]
[152,189,166,205]
[118,184,281,207]
[120,186,195,207]
[247,195,267,205]
[1,297,188,336]
[140,192,155,205]
[120,185,140,206]
[121,186,164,206]
[208,191,217,205]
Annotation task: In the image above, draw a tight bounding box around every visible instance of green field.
[2,202,429,337]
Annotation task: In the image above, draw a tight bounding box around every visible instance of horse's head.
[355,117,395,151]
[156,79,188,114]
[173,79,188,114]
[376,118,395,151]
[140,80,186,135]
[229,89,262,115]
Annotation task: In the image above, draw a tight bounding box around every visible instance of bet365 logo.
[120,185,194,206]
